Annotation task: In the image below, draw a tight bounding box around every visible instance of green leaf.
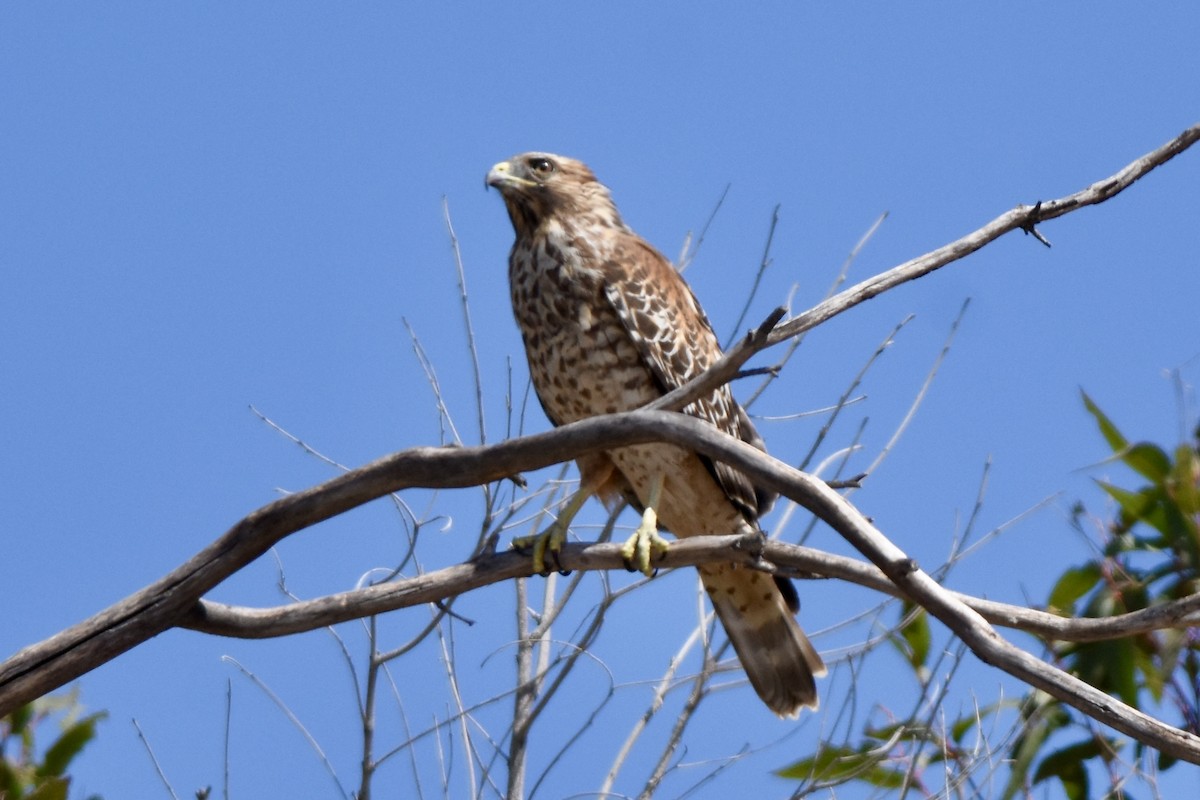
[1167,446,1200,565]
[865,722,938,747]
[1082,391,1128,455]
[0,759,22,799]
[1002,694,1069,800]
[864,722,903,742]
[26,776,70,800]
[1097,481,1169,539]
[1068,639,1139,706]
[7,702,34,737]
[777,745,906,788]
[1032,739,1101,800]
[950,700,1012,742]
[37,712,104,778]
[1047,563,1102,613]
[1170,444,1200,516]
[1122,442,1172,482]
[897,601,931,671]
[1134,640,1165,702]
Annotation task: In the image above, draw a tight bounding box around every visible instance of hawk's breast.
[509,231,661,425]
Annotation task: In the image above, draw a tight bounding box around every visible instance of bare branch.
[5,408,1199,761]
[860,297,970,477]
[180,531,1200,646]
[442,197,488,446]
[677,182,730,273]
[723,203,780,350]
[649,123,1200,416]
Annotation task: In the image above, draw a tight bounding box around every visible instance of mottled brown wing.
[600,236,775,521]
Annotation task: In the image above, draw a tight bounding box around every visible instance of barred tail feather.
[700,564,825,717]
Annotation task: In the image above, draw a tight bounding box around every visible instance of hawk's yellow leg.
[619,473,671,577]
[511,485,592,574]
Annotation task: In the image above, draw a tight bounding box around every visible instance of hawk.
[487,153,825,715]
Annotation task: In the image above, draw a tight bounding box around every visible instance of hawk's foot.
[511,521,570,576]
[511,484,595,575]
[618,506,670,577]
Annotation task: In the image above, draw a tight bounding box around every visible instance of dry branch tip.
[1021,200,1053,248]
[734,365,780,381]
[826,473,868,490]
[748,306,787,345]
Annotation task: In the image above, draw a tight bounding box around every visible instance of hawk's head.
[487,152,626,238]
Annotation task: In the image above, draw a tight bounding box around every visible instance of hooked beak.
[486,160,537,192]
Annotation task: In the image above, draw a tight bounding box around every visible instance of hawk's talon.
[511,482,596,576]
[545,544,571,575]
[618,505,671,578]
[511,522,569,577]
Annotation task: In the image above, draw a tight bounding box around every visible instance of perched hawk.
[487,153,825,715]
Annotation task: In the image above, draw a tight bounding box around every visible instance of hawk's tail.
[699,563,826,717]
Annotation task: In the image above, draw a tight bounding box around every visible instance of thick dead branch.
[0,413,683,716]
[4,411,1200,762]
[178,536,1200,644]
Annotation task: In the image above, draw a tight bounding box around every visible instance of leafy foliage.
[1029,393,1200,786]
[777,742,908,789]
[780,390,1200,796]
[0,690,104,800]
[999,393,1199,796]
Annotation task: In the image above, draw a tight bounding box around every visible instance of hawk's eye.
[528,157,555,177]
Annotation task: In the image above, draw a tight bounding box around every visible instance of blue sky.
[3,4,1199,798]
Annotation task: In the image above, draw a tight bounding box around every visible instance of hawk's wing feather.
[600,237,775,521]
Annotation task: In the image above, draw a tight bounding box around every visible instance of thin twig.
[132,718,182,800]
[403,317,464,446]
[745,210,887,408]
[796,314,914,474]
[223,679,232,800]
[508,574,532,800]
[433,617,479,800]
[677,183,731,272]
[359,616,378,800]
[724,204,780,350]
[600,614,710,795]
[442,197,487,446]
[862,297,970,478]
[222,656,350,798]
